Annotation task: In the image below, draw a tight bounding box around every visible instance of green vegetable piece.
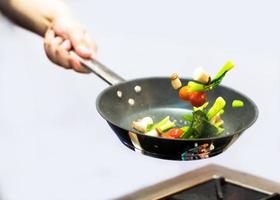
[180,126,190,132]
[218,109,224,115]
[213,60,235,81]
[189,135,195,139]
[183,114,193,122]
[214,120,224,127]
[193,102,209,111]
[160,120,175,132]
[187,81,205,92]
[203,61,235,91]
[207,97,226,120]
[180,126,192,139]
[232,100,244,108]
[150,116,170,130]
[186,61,234,93]
[216,127,224,135]
[191,110,218,138]
[210,109,224,125]
[146,124,153,132]
[148,116,175,133]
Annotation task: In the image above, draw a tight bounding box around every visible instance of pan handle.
[70,51,125,85]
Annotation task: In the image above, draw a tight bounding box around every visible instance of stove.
[164,177,280,200]
[118,165,280,200]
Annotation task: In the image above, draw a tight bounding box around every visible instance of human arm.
[0,0,97,73]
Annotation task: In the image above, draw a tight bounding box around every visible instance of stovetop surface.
[164,178,280,200]
[117,165,280,200]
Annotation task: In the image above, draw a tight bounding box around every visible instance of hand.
[44,16,97,73]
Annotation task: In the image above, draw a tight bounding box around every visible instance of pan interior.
[96,77,258,137]
[122,107,193,130]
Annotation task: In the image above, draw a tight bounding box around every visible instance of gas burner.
[118,165,280,200]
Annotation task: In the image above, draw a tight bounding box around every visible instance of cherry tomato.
[188,91,207,107]
[162,133,174,139]
[165,128,184,138]
[179,86,191,101]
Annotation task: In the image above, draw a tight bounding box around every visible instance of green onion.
[186,61,235,93]
[213,60,235,81]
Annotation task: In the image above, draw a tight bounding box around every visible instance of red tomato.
[162,133,174,139]
[165,128,184,138]
[179,86,191,101]
[188,91,207,107]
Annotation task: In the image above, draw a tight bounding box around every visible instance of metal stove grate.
[163,177,280,200]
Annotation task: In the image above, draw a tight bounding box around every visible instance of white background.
[0,0,280,199]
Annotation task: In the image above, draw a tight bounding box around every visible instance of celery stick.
[180,126,190,132]
[159,120,175,131]
[187,81,205,92]
[218,109,224,115]
[217,127,224,134]
[151,116,170,130]
[147,116,175,134]
[232,100,244,108]
[210,109,224,124]
[207,97,226,120]
[194,102,209,111]
[180,126,191,138]
[215,120,224,127]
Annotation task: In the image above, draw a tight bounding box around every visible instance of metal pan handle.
[70,51,125,85]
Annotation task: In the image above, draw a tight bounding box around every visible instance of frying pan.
[76,55,258,161]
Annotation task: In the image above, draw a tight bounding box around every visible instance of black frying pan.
[77,55,258,161]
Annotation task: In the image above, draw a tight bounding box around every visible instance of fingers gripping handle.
[70,51,125,85]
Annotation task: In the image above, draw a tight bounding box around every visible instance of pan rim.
[95,76,259,141]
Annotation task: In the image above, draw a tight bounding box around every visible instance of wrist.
[43,1,72,31]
